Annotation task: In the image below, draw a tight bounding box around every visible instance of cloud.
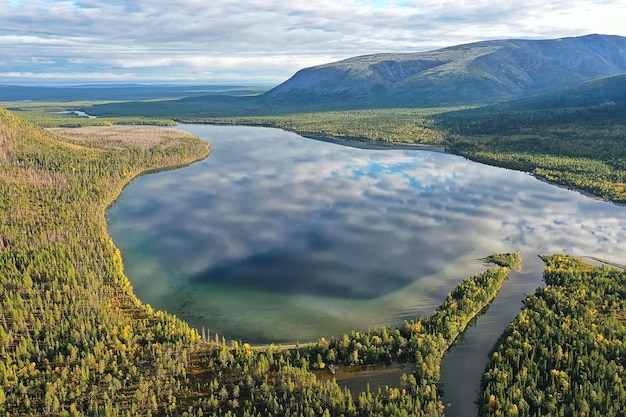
[1,0,625,84]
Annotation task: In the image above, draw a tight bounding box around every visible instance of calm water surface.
[107,124,625,345]
[439,256,546,417]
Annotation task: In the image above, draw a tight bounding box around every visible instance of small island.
[480,251,522,270]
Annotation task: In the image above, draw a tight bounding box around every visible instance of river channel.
[106,124,625,414]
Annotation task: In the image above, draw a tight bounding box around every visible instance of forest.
[479,254,626,417]
[0,105,523,416]
[436,103,626,204]
[0,106,209,416]
[1,94,625,416]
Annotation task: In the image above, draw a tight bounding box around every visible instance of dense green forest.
[0,107,210,416]
[0,106,521,416]
[437,101,626,204]
[479,254,626,416]
[2,88,625,415]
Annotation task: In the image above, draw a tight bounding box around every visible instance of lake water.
[107,124,625,345]
[439,256,546,417]
[107,124,625,415]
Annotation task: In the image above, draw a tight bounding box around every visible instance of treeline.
[8,109,177,128]
[479,254,626,417]
[179,108,448,145]
[436,105,626,204]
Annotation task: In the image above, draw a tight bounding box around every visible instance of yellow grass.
[48,125,195,150]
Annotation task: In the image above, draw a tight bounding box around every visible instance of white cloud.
[0,0,625,84]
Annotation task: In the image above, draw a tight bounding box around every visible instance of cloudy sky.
[1,0,625,85]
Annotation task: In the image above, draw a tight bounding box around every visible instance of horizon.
[1,32,623,88]
[2,0,626,85]
[0,81,277,87]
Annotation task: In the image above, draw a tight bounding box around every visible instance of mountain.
[261,34,626,109]
[486,73,626,111]
[433,72,626,129]
[86,34,626,117]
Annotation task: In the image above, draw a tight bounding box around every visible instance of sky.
[1,0,625,86]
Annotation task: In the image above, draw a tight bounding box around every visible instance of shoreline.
[578,255,626,269]
[301,134,447,152]
[183,120,447,153]
[189,120,624,206]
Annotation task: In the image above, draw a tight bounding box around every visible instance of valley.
[1,33,625,416]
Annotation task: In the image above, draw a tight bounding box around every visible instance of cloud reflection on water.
[107,125,626,342]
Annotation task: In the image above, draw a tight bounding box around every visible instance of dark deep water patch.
[191,246,429,299]
[107,124,626,344]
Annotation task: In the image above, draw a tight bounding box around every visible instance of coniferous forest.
[0,106,513,416]
[1,101,625,417]
[479,255,626,417]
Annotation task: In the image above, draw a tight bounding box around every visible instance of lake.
[107,124,625,415]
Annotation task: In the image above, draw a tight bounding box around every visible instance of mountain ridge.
[260,34,626,108]
[85,34,626,117]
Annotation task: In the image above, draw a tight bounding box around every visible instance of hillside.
[261,34,626,109]
[434,72,626,132]
[483,72,626,111]
[87,34,626,117]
